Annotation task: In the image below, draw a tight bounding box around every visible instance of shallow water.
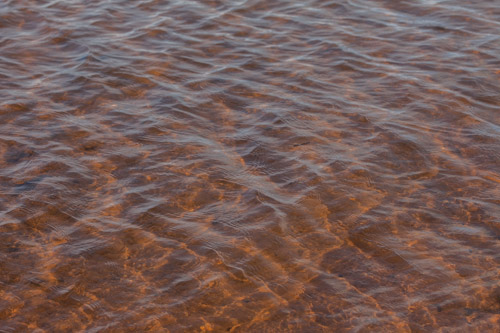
[1,0,499,331]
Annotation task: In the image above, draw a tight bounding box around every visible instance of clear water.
[1,0,499,331]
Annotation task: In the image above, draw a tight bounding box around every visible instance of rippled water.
[1,0,499,331]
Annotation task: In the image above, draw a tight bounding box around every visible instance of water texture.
[1,0,499,331]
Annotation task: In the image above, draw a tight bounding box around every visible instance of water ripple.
[1,0,499,331]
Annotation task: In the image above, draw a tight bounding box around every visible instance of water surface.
[1,0,499,331]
